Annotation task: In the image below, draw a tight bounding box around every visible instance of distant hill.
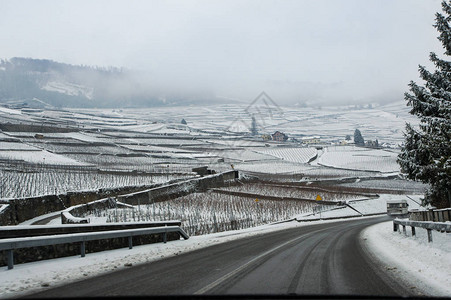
[0,57,215,108]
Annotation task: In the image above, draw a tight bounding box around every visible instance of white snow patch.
[41,81,93,99]
[362,221,451,297]
[319,146,399,173]
[0,204,9,214]
[254,147,317,163]
[0,107,22,115]
[0,142,40,151]
[0,150,88,166]
[63,132,106,143]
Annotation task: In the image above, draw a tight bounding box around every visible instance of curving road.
[24,216,413,298]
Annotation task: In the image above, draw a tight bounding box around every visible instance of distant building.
[192,166,216,176]
[365,139,379,148]
[261,134,272,141]
[272,131,288,142]
[300,136,320,145]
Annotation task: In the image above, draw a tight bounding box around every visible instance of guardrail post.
[411,226,416,237]
[427,229,433,243]
[7,250,14,270]
[0,225,190,269]
[81,241,86,257]
[393,222,398,232]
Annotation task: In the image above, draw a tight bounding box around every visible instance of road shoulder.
[360,220,451,297]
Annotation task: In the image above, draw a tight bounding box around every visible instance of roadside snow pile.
[362,221,451,297]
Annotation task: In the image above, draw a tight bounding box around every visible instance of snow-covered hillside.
[41,80,93,100]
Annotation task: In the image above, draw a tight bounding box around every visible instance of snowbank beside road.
[362,220,451,297]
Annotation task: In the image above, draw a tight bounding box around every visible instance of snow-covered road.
[1,215,450,298]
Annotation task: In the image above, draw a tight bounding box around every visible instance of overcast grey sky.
[0,0,445,105]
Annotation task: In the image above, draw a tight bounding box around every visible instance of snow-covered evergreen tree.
[354,129,364,146]
[398,0,451,208]
[251,116,258,136]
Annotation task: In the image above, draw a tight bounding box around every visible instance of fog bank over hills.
[0,57,220,108]
[1,1,443,108]
[0,57,403,109]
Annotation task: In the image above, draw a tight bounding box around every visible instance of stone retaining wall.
[116,170,238,206]
[64,171,239,221]
[1,171,238,226]
[0,181,182,226]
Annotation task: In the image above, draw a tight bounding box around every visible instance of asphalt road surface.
[24,216,413,298]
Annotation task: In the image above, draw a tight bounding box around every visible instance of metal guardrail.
[393,219,451,243]
[0,226,189,270]
[409,208,451,222]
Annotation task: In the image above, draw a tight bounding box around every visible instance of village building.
[365,140,379,148]
[272,131,288,142]
[261,134,272,141]
[300,136,320,144]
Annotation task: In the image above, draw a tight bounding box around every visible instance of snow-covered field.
[294,194,422,220]
[0,150,86,166]
[254,147,318,163]
[0,101,445,297]
[0,168,191,200]
[218,183,366,201]
[318,146,399,173]
[0,142,39,151]
[234,161,313,174]
[70,192,317,236]
[338,178,428,194]
[0,101,420,201]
